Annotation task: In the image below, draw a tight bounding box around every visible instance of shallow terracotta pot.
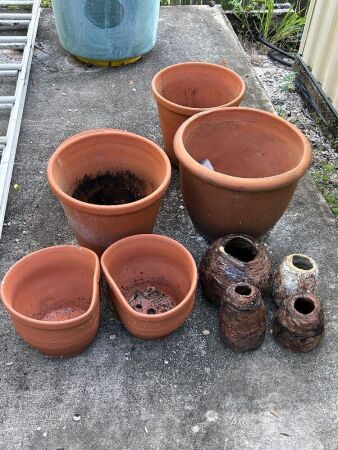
[200,234,271,305]
[219,282,266,352]
[101,234,198,339]
[273,254,318,307]
[152,62,245,165]
[273,293,324,352]
[0,246,100,357]
[174,107,312,240]
[48,129,171,255]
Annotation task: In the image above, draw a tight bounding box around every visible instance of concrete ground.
[0,6,337,450]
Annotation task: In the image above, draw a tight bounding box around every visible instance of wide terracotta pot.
[101,234,198,339]
[48,129,171,255]
[0,245,100,357]
[152,62,245,165]
[174,107,312,240]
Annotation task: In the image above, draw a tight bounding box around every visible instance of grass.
[312,163,338,217]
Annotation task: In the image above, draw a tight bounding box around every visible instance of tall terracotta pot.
[101,234,198,339]
[174,107,312,240]
[152,62,245,165]
[0,246,100,357]
[48,129,171,255]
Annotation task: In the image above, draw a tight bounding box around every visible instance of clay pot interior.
[153,62,245,110]
[293,296,316,315]
[223,236,258,263]
[1,247,98,322]
[180,108,308,178]
[50,131,168,207]
[291,255,314,271]
[102,237,195,316]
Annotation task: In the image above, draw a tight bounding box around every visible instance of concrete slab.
[0,6,337,450]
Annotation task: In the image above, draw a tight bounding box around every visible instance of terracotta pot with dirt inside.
[48,129,171,255]
[101,234,198,339]
[174,107,312,240]
[152,62,245,165]
[0,245,100,357]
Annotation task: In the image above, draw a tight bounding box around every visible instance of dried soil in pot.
[127,285,176,315]
[199,234,271,306]
[72,170,147,205]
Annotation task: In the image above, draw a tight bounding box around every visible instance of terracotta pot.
[200,234,271,306]
[219,282,266,352]
[273,254,318,307]
[152,62,245,165]
[48,129,171,255]
[273,294,324,352]
[174,107,312,240]
[101,234,198,339]
[0,246,100,357]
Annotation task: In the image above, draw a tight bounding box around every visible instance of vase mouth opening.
[223,236,257,263]
[291,254,314,271]
[293,296,315,315]
[235,284,252,296]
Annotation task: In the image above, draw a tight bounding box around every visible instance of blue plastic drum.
[52,0,161,66]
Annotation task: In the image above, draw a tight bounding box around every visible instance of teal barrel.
[52,0,161,66]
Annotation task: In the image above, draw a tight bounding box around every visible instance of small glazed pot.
[48,129,171,255]
[101,234,198,339]
[273,254,318,307]
[174,107,312,240]
[152,62,245,165]
[200,234,271,305]
[219,282,266,352]
[0,246,100,357]
[273,294,324,352]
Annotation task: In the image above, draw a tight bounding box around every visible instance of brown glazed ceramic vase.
[48,129,171,255]
[152,62,245,165]
[174,107,312,240]
[273,254,318,307]
[101,234,198,339]
[273,294,324,352]
[0,246,100,357]
[200,234,271,305]
[219,282,266,352]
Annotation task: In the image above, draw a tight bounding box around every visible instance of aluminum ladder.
[0,0,41,238]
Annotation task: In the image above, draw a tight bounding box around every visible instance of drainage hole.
[292,255,313,270]
[147,308,156,315]
[135,304,142,309]
[294,297,315,314]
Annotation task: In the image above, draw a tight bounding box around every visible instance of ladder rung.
[0,36,27,43]
[0,96,15,104]
[0,63,22,71]
[0,13,32,19]
[0,104,13,110]
[0,71,18,77]
[0,137,7,145]
[0,1,33,5]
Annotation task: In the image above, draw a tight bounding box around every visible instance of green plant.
[312,163,338,217]
[41,0,52,6]
[280,72,297,91]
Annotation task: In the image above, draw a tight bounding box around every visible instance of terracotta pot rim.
[47,129,172,215]
[101,234,198,320]
[174,107,312,192]
[0,245,100,330]
[151,62,246,115]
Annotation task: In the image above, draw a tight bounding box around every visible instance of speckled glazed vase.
[152,62,245,165]
[0,246,100,357]
[219,282,266,352]
[199,234,271,306]
[174,107,312,240]
[273,294,324,352]
[273,254,318,307]
[101,234,198,339]
[47,129,171,256]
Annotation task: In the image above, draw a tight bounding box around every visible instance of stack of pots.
[1,59,315,358]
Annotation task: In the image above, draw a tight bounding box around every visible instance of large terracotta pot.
[48,129,171,255]
[101,234,198,339]
[152,62,245,165]
[174,107,312,240]
[0,246,100,357]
